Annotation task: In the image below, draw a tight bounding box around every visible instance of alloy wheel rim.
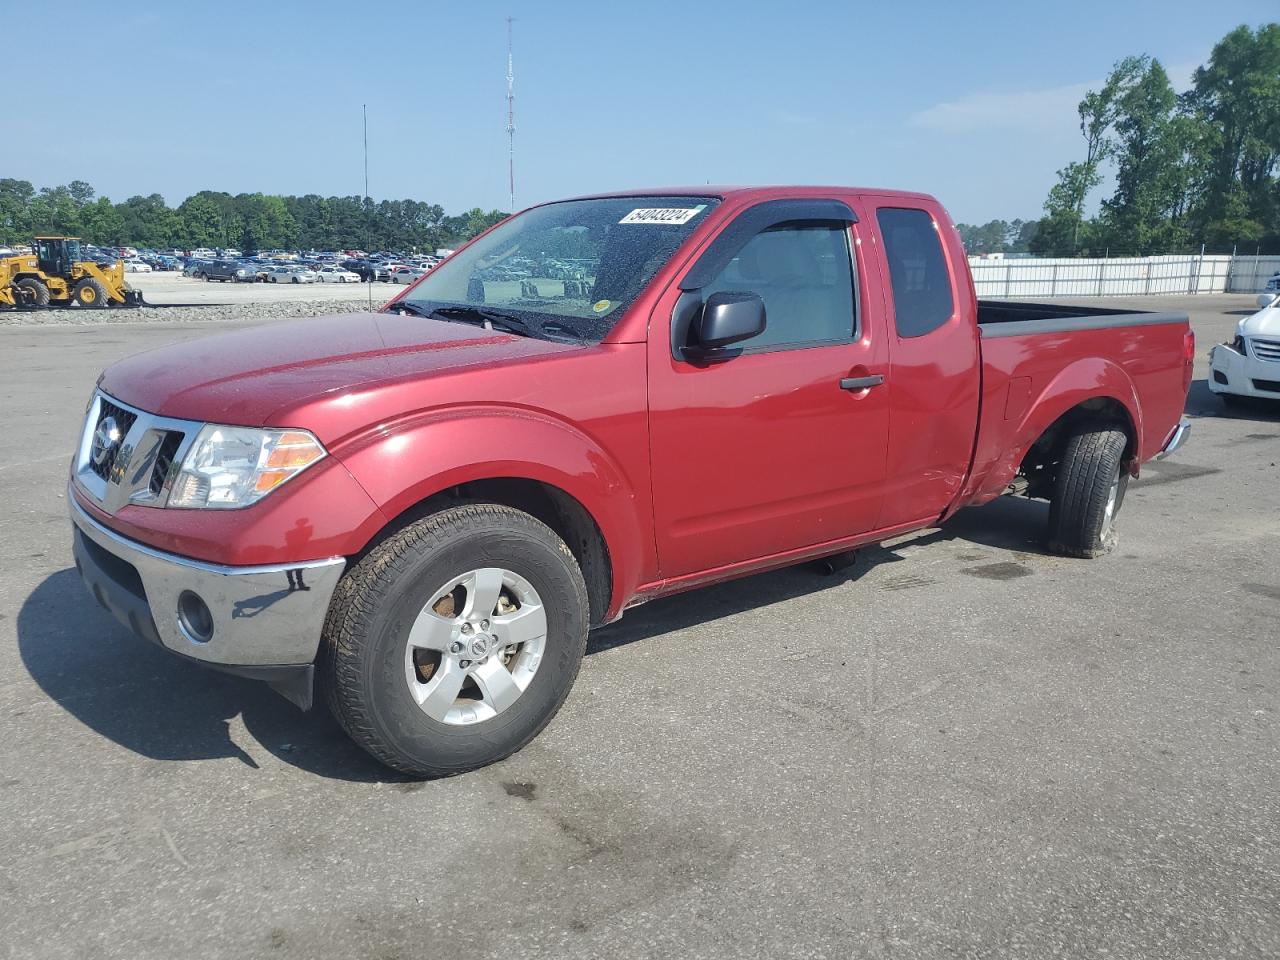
[403,567,547,726]
[1101,468,1121,539]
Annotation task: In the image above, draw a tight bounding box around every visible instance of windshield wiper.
[387,300,429,317]
[427,305,540,338]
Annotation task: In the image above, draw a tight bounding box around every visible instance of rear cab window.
[876,207,954,338]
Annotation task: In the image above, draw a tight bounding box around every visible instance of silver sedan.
[268,266,318,284]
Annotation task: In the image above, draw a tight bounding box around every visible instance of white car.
[1208,290,1280,404]
[315,266,361,283]
[268,266,317,284]
[123,259,153,273]
[391,266,428,284]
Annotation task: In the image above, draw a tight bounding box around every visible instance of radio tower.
[506,16,516,212]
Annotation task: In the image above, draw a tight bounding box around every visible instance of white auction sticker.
[619,205,706,225]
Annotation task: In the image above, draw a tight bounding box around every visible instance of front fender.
[334,405,650,615]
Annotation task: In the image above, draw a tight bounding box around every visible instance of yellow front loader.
[0,237,145,309]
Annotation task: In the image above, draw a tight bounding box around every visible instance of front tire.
[320,504,590,778]
[73,277,109,308]
[1046,425,1128,558]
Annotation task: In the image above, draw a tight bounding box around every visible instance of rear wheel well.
[356,478,613,627]
[1018,398,1136,499]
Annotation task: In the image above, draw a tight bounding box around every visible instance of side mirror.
[1256,292,1279,310]
[685,291,766,359]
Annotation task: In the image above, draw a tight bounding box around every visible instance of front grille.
[1251,338,1280,362]
[149,431,185,496]
[1252,378,1280,394]
[89,398,137,481]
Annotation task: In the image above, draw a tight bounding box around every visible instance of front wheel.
[1046,425,1128,558]
[73,277,109,308]
[320,504,589,778]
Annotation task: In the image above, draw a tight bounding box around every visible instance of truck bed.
[977,299,1188,337]
[961,300,1191,509]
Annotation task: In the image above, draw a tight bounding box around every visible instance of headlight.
[168,425,326,509]
[1233,336,1249,357]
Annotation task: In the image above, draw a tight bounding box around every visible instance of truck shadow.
[16,569,402,783]
[16,496,1051,780]
[1186,378,1280,421]
[591,496,1050,655]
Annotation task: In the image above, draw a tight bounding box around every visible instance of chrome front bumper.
[70,496,345,702]
[1156,418,1191,460]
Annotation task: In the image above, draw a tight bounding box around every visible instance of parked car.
[122,259,152,273]
[67,185,1192,778]
[343,259,378,282]
[1208,290,1280,405]
[182,259,209,278]
[199,260,257,283]
[268,265,317,283]
[316,266,361,283]
[243,261,274,283]
[391,266,428,284]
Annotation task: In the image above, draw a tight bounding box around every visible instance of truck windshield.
[392,196,719,341]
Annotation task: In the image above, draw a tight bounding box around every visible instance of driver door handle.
[839,374,885,391]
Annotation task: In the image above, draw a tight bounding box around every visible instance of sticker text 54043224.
[618,206,706,225]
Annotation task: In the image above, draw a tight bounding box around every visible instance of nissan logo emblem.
[91,416,122,467]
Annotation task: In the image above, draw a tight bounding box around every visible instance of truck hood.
[98,311,583,427]
[1239,302,1280,338]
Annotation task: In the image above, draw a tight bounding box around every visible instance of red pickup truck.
[70,186,1192,776]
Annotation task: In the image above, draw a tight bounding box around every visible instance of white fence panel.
[1226,256,1280,293]
[968,254,1267,298]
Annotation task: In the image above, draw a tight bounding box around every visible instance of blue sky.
[6,0,1275,224]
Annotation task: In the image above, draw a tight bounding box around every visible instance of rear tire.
[1046,425,1129,558]
[320,504,590,778]
[16,278,50,307]
[73,277,109,308]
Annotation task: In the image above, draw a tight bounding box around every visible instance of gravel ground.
[0,273,389,325]
[0,297,374,326]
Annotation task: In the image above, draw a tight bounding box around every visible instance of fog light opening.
[177,590,214,644]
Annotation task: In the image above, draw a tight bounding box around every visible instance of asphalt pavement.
[1,294,1277,959]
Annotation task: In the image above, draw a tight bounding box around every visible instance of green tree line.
[1033,23,1280,257]
[955,219,1039,256]
[0,179,507,253]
